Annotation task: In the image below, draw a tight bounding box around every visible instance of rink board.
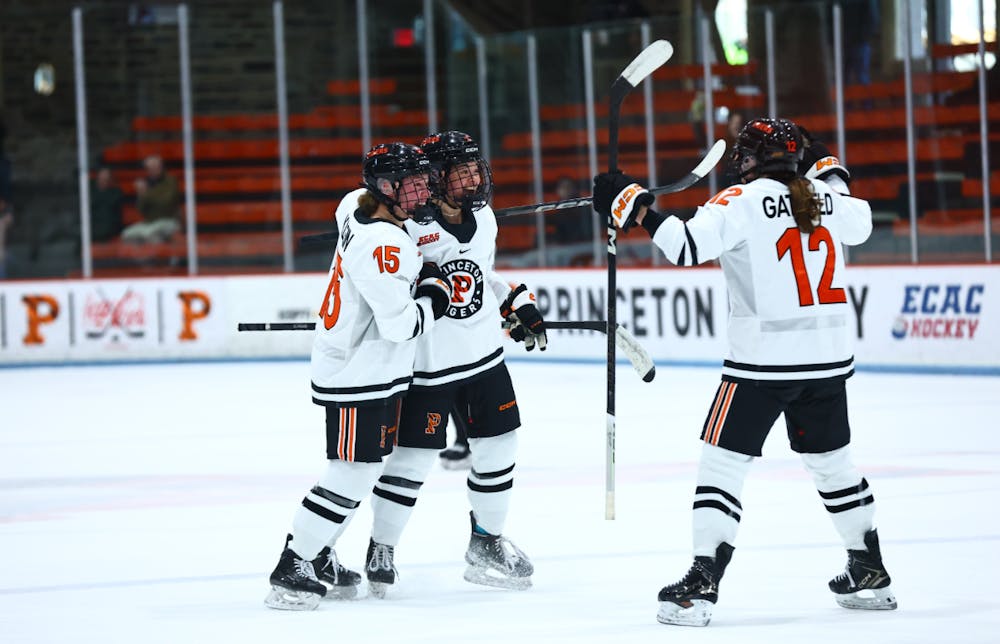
[0,266,996,372]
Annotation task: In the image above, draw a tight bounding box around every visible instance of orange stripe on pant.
[348,408,357,461]
[345,407,358,462]
[704,382,729,443]
[338,408,348,461]
[337,407,357,462]
[710,382,738,446]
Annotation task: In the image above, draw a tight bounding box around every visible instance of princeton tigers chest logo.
[440,258,485,319]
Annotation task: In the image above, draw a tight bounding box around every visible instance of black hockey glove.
[797,126,851,186]
[500,284,547,351]
[592,171,655,232]
[415,262,452,320]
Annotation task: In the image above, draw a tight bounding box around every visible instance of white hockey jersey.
[403,204,511,388]
[650,177,872,382]
[311,197,437,405]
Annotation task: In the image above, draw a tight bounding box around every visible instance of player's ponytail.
[358,190,380,215]
[787,176,821,234]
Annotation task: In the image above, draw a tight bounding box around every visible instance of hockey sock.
[801,446,875,550]
[290,459,380,560]
[370,446,438,546]
[467,432,518,535]
[692,443,753,557]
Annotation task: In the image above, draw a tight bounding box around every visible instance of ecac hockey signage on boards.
[891,284,983,340]
[502,266,998,370]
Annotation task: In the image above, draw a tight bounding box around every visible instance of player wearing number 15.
[264,142,452,611]
[593,117,896,626]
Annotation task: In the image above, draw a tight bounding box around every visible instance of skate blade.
[322,583,360,601]
[656,599,713,627]
[463,564,531,590]
[440,457,472,471]
[264,586,322,611]
[834,586,897,610]
[368,581,391,599]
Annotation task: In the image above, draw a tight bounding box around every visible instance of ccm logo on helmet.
[613,183,644,220]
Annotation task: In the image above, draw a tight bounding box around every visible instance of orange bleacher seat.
[122,201,335,227]
[104,137,365,164]
[538,88,764,121]
[961,172,1000,198]
[931,42,997,58]
[840,72,976,102]
[91,232,288,265]
[326,78,397,97]
[892,213,999,237]
[502,123,698,153]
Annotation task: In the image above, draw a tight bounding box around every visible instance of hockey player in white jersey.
[363,131,543,597]
[593,117,895,626]
[265,142,452,610]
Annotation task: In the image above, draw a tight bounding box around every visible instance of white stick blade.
[691,139,728,179]
[614,325,656,382]
[620,40,673,87]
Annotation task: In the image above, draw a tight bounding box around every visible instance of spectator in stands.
[90,167,124,243]
[0,120,13,278]
[553,175,591,244]
[122,154,181,244]
[719,109,745,187]
[843,0,879,88]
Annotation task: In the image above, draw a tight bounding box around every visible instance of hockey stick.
[603,39,673,520]
[295,137,724,250]
[237,320,656,382]
[499,319,655,383]
[491,138,725,218]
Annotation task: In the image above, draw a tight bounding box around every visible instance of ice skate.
[829,529,897,610]
[439,441,472,470]
[365,538,398,599]
[656,542,734,627]
[463,512,533,590]
[264,541,327,611]
[313,545,361,600]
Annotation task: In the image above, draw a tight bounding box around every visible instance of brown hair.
[357,190,381,216]
[787,176,821,233]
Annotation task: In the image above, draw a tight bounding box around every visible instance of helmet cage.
[420,131,494,209]
[362,142,432,216]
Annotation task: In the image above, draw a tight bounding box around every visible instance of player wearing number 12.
[264,142,452,610]
[593,117,896,626]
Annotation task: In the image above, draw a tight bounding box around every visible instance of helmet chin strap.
[388,206,409,223]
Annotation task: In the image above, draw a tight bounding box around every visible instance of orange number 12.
[775,226,847,307]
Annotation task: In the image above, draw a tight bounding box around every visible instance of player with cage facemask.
[359,131,541,599]
[593,118,893,626]
[264,142,452,611]
[360,141,434,223]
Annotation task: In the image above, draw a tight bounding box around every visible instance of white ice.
[1,360,998,643]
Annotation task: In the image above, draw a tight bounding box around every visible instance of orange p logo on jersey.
[178,291,211,341]
[424,412,442,435]
[22,294,59,345]
[451,275,473,303]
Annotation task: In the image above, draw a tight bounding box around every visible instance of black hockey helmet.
[726,117,802,183]
[362,142,432,216]
[419,131,494,210]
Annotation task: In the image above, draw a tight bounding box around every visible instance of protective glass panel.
[1,6,84,279]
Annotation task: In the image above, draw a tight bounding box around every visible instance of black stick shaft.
[238,320,609,333]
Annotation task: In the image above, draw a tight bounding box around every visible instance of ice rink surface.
[1,359,998,643]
